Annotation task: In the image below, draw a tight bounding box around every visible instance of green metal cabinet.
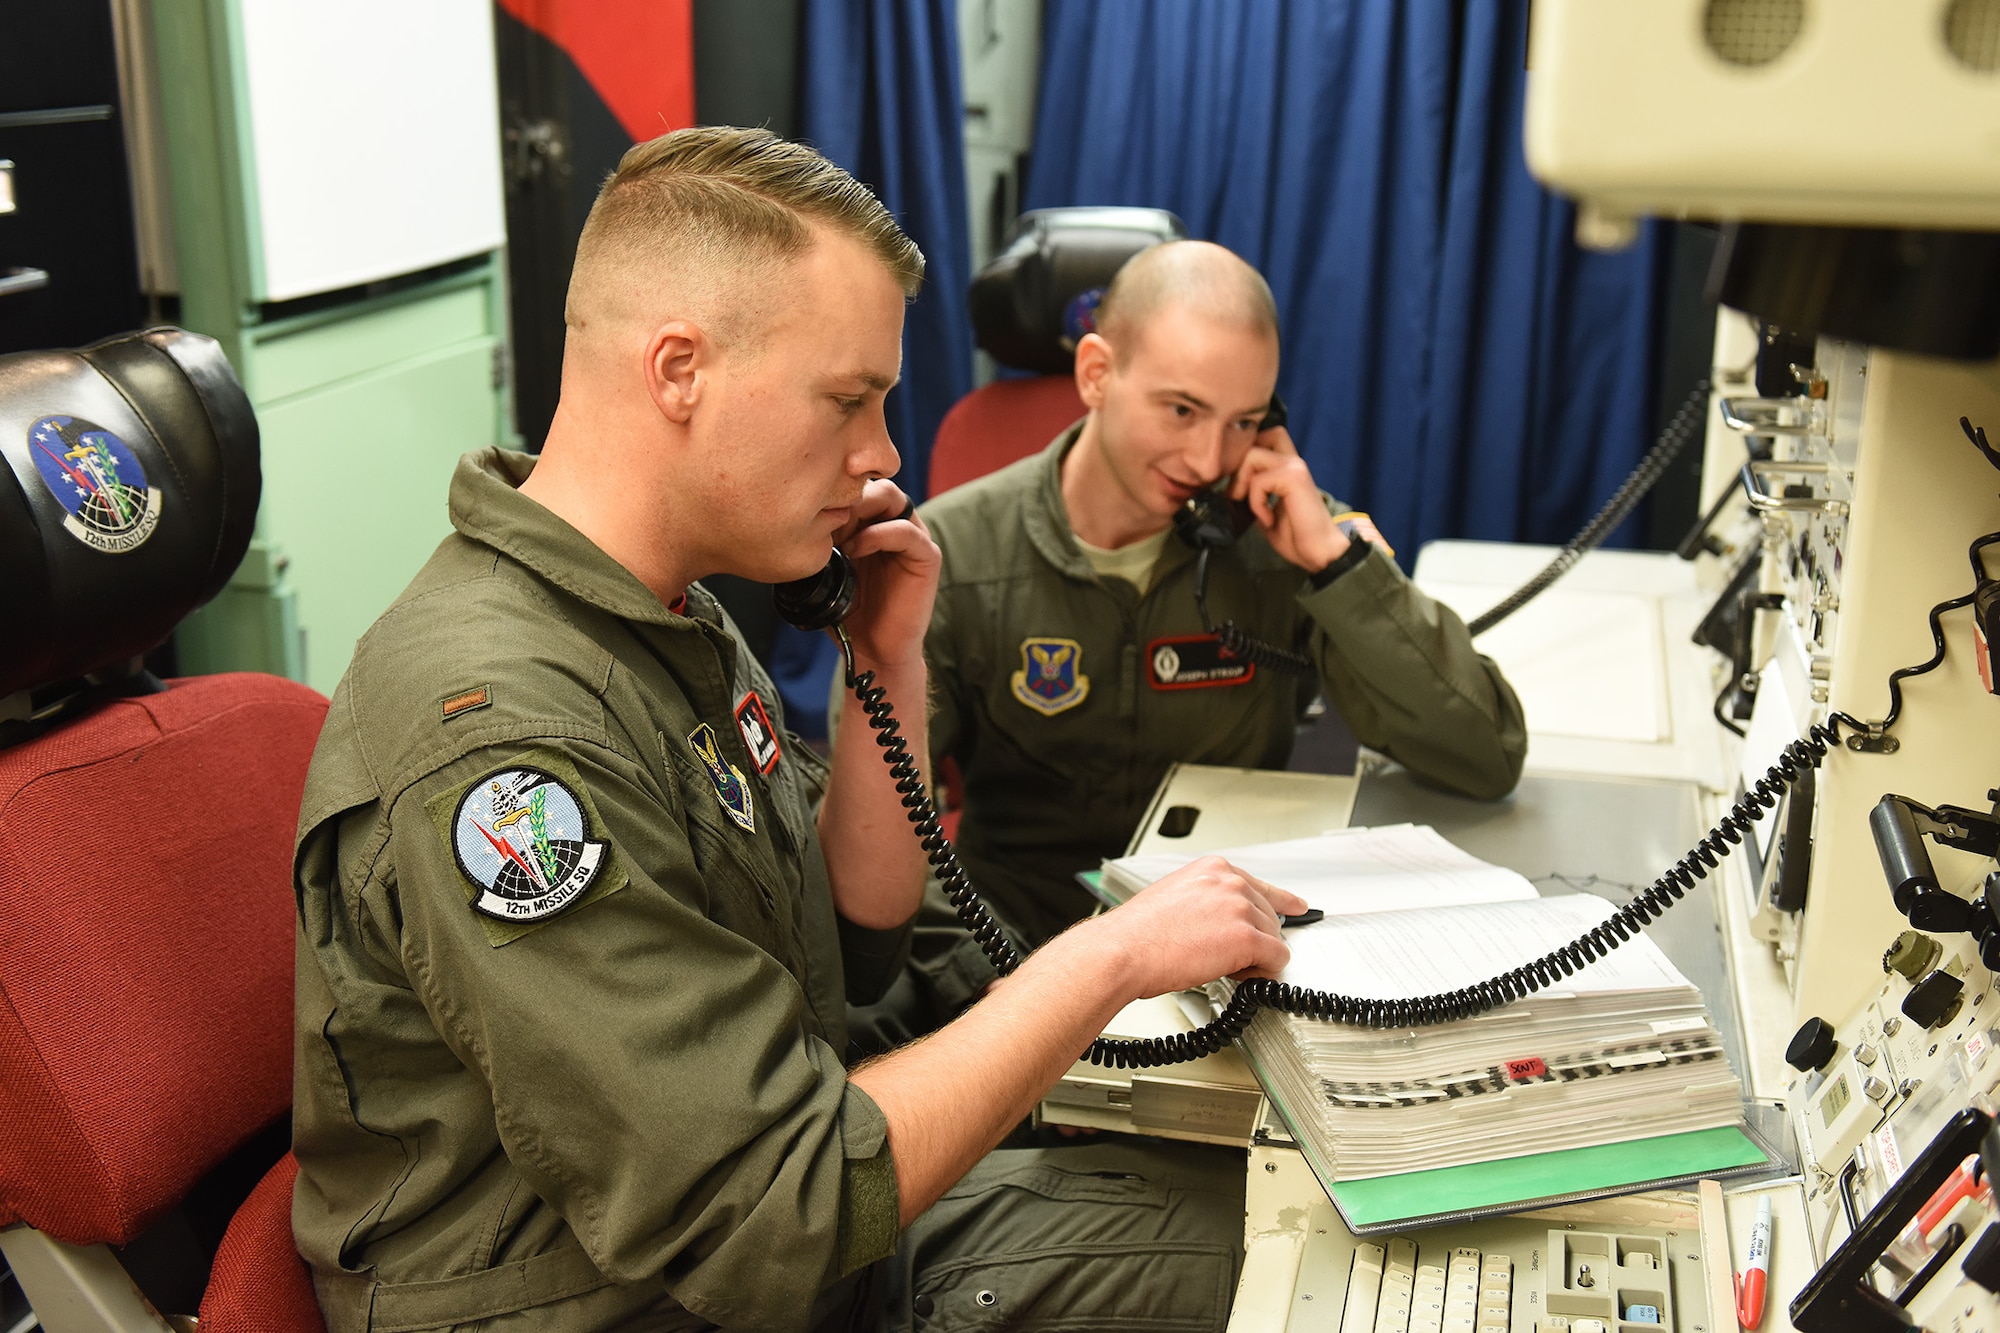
[150,0,512,692]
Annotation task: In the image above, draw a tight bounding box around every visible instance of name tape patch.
[1147,635,1256,690]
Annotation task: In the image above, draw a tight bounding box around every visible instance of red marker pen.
[1737,1195,1771,1329]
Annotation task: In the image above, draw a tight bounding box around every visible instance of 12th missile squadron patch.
[447,762,612,930]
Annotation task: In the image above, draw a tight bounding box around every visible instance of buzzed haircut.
[1094,240,1280,360]
[566,126,924,339]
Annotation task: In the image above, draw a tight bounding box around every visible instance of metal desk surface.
[1350,767,1749,1088]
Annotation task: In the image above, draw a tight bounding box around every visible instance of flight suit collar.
[448,447,698,630]
[1024,425,1198,589]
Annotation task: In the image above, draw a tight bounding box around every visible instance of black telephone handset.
[1169,393,1286,552]
[1165,394,1317,676]
[761,443,1842,1069]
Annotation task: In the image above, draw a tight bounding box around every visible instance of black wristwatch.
[1308,537,1372,590]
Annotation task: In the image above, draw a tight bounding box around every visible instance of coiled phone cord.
[835,627,1021,976]
[834,618,1854,1068]
[1466,377,1713,639]
[1193,547,1317,676]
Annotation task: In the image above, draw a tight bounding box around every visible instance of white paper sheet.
[1102,825,1539,914]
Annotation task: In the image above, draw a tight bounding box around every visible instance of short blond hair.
[1096,240,1278,362]
[566,126,924,341]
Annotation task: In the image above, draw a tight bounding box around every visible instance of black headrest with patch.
[0,328,259,700]
[969,206,1188,374]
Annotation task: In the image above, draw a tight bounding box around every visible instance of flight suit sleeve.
[380,735,899,1332]
[1298,542,1528,799]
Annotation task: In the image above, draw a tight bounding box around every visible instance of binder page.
[1277,894,1691,999]
[1102,825,1539,913]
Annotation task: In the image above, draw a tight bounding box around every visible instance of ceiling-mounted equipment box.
[1524,0,2000,233]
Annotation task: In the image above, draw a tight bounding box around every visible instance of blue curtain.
[772,0,974,737]
[1024,0,1667,561]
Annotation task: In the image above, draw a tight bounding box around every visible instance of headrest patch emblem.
[28,415,162,554]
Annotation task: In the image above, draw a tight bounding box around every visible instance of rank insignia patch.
[688,722,756,832]
[1010,637,1090,716]
[1147,635,1257,690]
[733,691,782,774]
[27,415,163,554]
[450,765,609,924]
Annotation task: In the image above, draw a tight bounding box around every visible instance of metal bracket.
[1741,459,1850,517]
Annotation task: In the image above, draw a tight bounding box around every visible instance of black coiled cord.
[1082,715,1855,1068]
[1194,547,1316,676]
[842,641,1019,977]
[839,616,1851,1069]
[1467,376,1713,638]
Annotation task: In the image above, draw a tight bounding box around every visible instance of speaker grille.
[1946,0,2000,72]
[1703,0,1807,67]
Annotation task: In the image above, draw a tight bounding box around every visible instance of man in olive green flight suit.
[876,241,1527,1034]
[290,128,1308,1333]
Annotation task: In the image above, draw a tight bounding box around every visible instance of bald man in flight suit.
[289,128,1307,1332]
[868,241,1528,1042]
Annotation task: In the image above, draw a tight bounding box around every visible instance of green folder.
[1323,1124,1774,1232]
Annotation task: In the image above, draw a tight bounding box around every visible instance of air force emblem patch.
[28,415,163,554]
[688,722,756,832]
[1010,637,1090,716]
[450,765,609,925]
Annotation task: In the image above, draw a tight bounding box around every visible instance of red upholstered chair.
[926,374,1085,498]
[0,330,329,1332]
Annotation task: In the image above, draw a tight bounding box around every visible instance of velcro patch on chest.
[688,722,756,832]
[1010,637,1090,715]
[1146,635,1257,690]
[733,690,782,774]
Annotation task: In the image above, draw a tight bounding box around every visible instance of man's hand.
[1229,424,1349,573]
[833,478,940,671]
[1080,855,1308,998]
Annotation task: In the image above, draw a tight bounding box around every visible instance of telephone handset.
[769,499,1849,1067]
[1163,394,1317,676]
[1168,394,1285,552]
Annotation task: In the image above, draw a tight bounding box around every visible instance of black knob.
[1904,970,1967,1030]
[1959,1221,2000,1294]
[1786,1017,1838,1072]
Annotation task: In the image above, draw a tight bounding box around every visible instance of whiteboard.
[235,0,508,301]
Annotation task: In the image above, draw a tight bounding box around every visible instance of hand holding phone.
[774,481,938,670]
[1227,420,1355,573]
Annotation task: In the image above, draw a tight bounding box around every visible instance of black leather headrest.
[0,328,260,699]
[969,207,1188,373]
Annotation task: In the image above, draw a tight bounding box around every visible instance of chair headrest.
[0,328,259,700]
[969,207,1188,374]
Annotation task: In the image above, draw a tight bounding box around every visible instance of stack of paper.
[1099,827,1745,1183]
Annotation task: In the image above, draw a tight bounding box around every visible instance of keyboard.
[1290,1203,1702,1333]
[1340,1240,1514,1333]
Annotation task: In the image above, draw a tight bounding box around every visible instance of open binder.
[1098,826,1785,1234]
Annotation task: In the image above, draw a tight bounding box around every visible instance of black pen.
[1280,909,1323,928]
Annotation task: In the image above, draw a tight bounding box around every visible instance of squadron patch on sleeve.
[732,691,782,774]
[1146,634,1257,690]
[688,722,756,832]
[1010,637,1090,716]
[449,765,610,925]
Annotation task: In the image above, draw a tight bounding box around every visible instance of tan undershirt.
[1074,527,1172,594]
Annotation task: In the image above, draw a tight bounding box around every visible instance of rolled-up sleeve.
[383,736,899,1332]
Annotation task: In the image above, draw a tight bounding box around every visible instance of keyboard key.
[1343,1245,1386,1333]
[1623,1306,1660,1325]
